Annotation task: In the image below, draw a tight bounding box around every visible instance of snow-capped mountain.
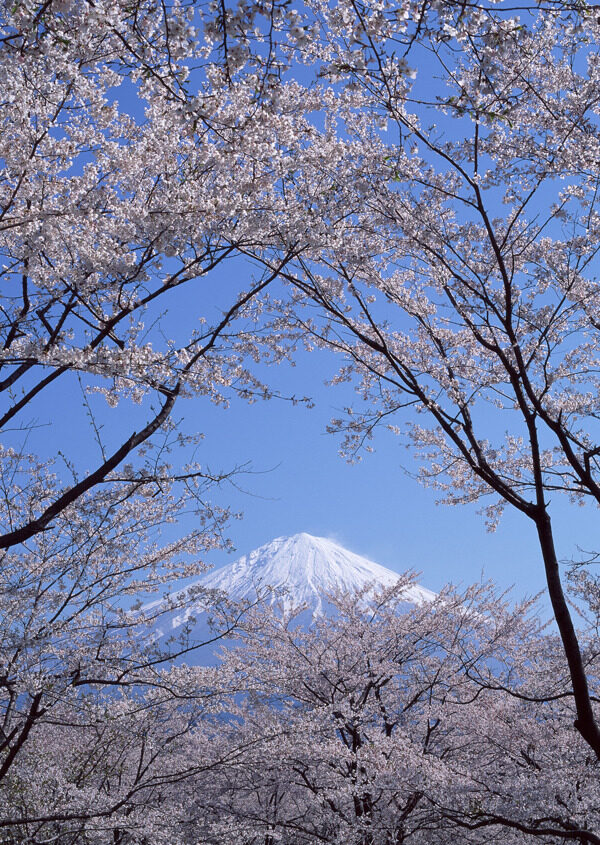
[200,532,434,614]
[148,533,435,650]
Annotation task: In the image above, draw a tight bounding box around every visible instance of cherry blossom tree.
[5,0,600,838]
[0,0,307,550]
[245,1,600,759]
[187,581,600,844]
[0,0,309,836]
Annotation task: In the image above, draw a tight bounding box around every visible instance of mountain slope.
[149,533,435,649]
[200,532,435,614]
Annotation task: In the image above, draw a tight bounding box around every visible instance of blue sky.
[178,313,599,604]
[15,11,600,611]
[16,259,573,603]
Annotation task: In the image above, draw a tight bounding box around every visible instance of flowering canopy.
[2,0,600,840]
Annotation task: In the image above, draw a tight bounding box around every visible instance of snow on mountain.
[149,533,435,647]
[201,532,434,614]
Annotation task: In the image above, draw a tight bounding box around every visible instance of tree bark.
[536,511,600,756]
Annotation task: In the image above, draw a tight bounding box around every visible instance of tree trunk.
[536,511,600,756]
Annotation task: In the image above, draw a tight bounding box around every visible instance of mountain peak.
[198,532,435,615]
[149,534,436,651]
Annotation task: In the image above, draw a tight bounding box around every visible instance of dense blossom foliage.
[2,0,600,841]
[0,0,305,837]
[249,0,600,758]
[179,583,600,844]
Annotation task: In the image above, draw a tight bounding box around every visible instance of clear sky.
[169,25,600,606]
[15,17,600,611]
[19,250,598,609]
[177,300,599,605]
